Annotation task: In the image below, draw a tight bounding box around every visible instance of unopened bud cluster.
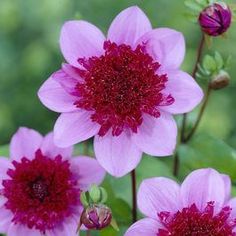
[80,185,113,230]
[81,204,112,230]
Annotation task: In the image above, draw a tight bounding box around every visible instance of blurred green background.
[0,0,236,235]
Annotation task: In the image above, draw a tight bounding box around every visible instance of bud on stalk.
[81,204,112,230]
[199,2,232,37]
[210,70,230,90]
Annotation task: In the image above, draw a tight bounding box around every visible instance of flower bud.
[199,2,232,37]
[89,185,101,203]
[210,70,230,90]
[81,204,112,230]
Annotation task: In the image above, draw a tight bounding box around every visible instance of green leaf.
[184,12,198,22]
[74,140,94,156]
[224,55,232,70]
[100,226,127,236]
[203,55,217,72]
[110,198,131,225]
[196,0,208,6]
[101,180,132,225]
[185,0,203,12]
[214,51,224,70]
[110,218,119,231]
[178,134,236,179]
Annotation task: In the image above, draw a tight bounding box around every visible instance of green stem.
[86,231,91,236]
[83,140,89,155]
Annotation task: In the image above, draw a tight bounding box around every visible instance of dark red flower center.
[30,178,49,202]
[2,149,80,233]
[74,41,174,136]
[157,202,236,236]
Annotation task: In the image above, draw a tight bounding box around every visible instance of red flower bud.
[81,204,112,230]
[199,2,232,37]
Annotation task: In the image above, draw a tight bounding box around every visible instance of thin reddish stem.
[131,170,137,223]
[181,34,205,141]
[184,86,211,142]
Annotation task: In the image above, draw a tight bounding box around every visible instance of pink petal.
[70,156,106,190]
[48,218,79,236]
[221,174,231,201]
[125,218,161,236]
[94,132,142,177]
[10,127,43,161]
[138,177,180,219]
[60,221,78,236]
[180,168,226,211]
[62,63,84,82]
[38,75,78,113]
[7,223,42,236]
[132,113,177,156]
[52,69,80,96]
[0,207,12,233]
[136,28,185,70]
[54,111,99,148]
[228,198,236,219]
[60,20,105,68]
[107,6,152,47]
[160,70,204,114]
[0,157,12,189]
[41,132,73,159]
[0,197,7,209]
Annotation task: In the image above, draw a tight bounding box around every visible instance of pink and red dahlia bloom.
[38,6,203,177]
[125,168,236,236]
[0,127,105,236]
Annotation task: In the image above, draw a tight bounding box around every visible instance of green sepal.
[80,191,89,207]
[110,218,119,231]
[100,187,108,203]
[89,184,101,203]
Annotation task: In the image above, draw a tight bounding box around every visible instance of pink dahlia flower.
[38,6,203,177]
[0,127,105,236]
[125,168,236,236]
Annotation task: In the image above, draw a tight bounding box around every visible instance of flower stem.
[83,140,90,155]
[173,34,205,177]
[184,85,211,142]
[173,152,180,177]
[131,169,137,223]
[86,231,91,236]
[181,34,205,140]
[192,34,205,79]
